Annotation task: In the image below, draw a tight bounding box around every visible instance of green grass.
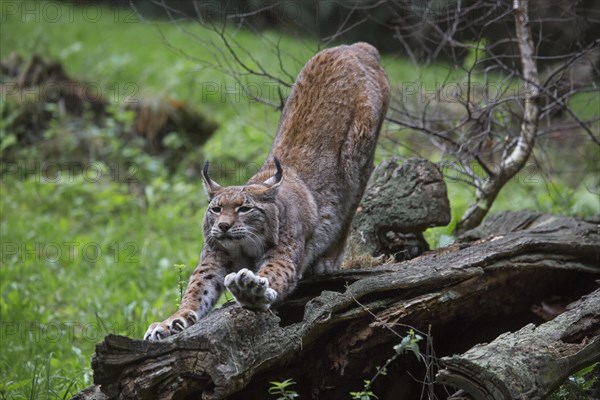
[0,173,205,397]
[1,1,598,398]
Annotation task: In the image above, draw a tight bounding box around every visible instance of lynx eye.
[237,206,252,213]
[210,206,222,213]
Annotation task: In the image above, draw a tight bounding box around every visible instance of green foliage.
[548,364,599,400]
[393,329,424,361]
[268,379,299,400]
[0,353,79,400]
[174,264,187,308]
[463,39,488,71]
[349,381,379,400]
[0,170,207,397]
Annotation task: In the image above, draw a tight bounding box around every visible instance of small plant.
[350,380,379,400]
[268,379,299,400]
[350,330,423,400]
[174,263,187,308]
[393,329,423,361]
[549,363,598,400]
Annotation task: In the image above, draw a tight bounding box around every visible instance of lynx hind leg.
[311,243,345,275]
[224,268,277,310]
[311,223,351,275]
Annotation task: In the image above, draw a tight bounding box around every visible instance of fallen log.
[436,289,600,400]
[72,212,600,400]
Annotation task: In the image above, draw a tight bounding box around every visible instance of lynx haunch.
[145,42,390,340]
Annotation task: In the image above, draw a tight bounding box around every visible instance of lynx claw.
[144,309,198,340]
[224,268,277,310]
[144,322,170,341]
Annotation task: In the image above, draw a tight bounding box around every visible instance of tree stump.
[350,157,451,261]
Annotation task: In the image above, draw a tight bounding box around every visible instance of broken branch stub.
[351,157,450,260]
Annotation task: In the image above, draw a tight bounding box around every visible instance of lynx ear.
[262,157,283,188]
[202,161,221,199]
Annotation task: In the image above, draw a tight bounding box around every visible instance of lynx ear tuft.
[262,157,283,188]
[202,161,221,199]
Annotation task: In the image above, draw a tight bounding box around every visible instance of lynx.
[145,42,390,340]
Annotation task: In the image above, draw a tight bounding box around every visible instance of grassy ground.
[1,1,598,399]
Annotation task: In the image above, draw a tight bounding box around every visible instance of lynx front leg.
[145,254,225,340]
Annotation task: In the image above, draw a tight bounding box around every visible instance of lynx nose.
[218,222,231,232]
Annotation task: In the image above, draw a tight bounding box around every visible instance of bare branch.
[455,0,541,234]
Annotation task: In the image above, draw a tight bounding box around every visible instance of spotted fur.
[145,42,390,340]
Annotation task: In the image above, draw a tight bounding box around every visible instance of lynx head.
[201,159,283,257]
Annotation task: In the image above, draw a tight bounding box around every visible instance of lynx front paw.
[224,268,277,310]
[144,308,198,341]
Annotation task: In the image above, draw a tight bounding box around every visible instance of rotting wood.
[437,289,600,400]
[71,212,600,400]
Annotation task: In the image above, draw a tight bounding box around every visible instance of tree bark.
[437,289,600,400]
[350,157,450,261]
[72,212,600,400]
